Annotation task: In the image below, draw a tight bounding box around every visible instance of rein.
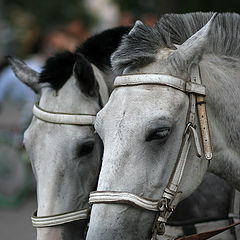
[31,65,109,228]
[89,65,215,238]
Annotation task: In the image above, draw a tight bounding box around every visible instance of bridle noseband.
[89,64,213,238]
[31,209,90,228]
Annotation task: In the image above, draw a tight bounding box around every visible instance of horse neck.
[200,54,240,190]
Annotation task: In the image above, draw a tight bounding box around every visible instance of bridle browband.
[31,65,109,228]
[33,104,96,126]
[89,64,213,238]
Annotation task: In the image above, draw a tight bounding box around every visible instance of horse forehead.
[102,86,186,123]
[40,76,100,113]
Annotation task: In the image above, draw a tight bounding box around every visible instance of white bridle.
[89,64,213,238]
[33,104,96,126]
[31,104,96,227]
[31,65,109,228]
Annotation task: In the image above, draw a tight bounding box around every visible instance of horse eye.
[146,128,170,142]
[77,141,95,158]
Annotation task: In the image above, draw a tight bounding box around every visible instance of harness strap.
[176,221,240,240]
[89,191,159,211]
[31,208,89,228]
[33,104,96,125]
[114,74,206,95]
[191,64,213,160]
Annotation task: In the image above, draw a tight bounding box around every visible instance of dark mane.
[39,26,131,91]
[112,12,240,74]
[77,26,131,71]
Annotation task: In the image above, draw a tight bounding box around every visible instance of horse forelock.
[39,51,76,91]
[39,50,98,95]
[112,12,240,74]
[39,26,132,94]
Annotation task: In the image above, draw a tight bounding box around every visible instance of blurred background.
[0,0,239,239]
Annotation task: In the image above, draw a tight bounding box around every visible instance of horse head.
[87,13,240,239]
[7,24,131,240]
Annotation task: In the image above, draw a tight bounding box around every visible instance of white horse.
[9,26,131,240]
[86,13,240,240]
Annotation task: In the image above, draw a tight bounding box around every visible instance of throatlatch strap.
[31,208,89,228]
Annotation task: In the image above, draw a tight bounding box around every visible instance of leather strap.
[176,221,240,240]
[33,104,96,125]
[31,208,89,227]
[114,74,206,95]
[191,64,212,160]
[89,191,160,211]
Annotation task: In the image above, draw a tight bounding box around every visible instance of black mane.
[39,51,75,90]
[77,26,131,71]
[39,26,131,91]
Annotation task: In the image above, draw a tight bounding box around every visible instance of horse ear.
[172,13,218,68]
[7,56,40,93]
[128,20,145,35]
[74,53,98,97]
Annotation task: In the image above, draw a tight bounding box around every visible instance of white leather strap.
[89,191,159,211]
[33,104,96,125]
[31,208,89,228]
[114,74,206,96]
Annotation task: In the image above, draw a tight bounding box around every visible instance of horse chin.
[86,204,155,240]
